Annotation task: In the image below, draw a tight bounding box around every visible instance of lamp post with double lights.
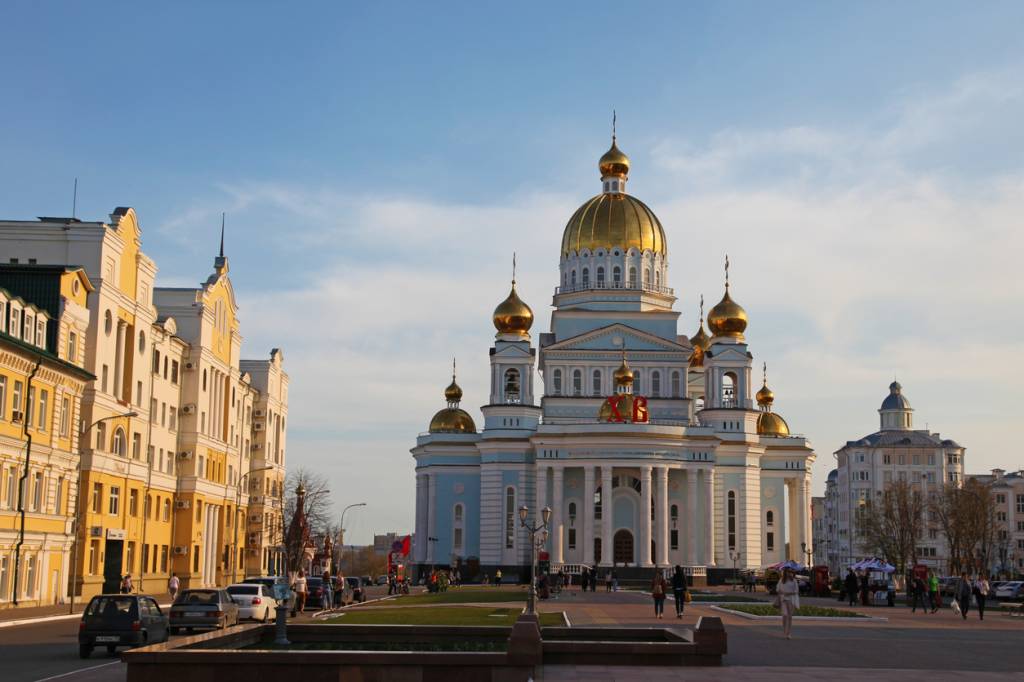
[729,551,742,590]
[519,505,551,616]
[801,542,814,567]
[68,411,138,614]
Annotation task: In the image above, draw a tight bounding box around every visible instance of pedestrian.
[591,570,597,592]
[580,568,588,592]
[120,574,133,594]
[844,569,858,607]
[954,572,971,620]
[859,572,870,606]
[483,573,489,587]
[291,570,308,616]
[671,565,689,619]
[612,571,619,592]
[651,571,667,619]
[495,569,502,587]
[974,574,990,621]
[911,575,927,614]
[168,573,180,601]
[605,570,613,592]
[322,573,333,610]
[775,568,800,639]
[928,571,940,613]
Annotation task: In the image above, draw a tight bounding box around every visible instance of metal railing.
[554,281,674,296]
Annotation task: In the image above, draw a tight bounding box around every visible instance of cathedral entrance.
[613,530,634,564]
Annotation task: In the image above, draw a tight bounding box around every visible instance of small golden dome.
[562,193,667,257]
[493,282,533,335]
[599,139,631,178]
[599,393,635,421]
[689,319,710,367]
[756,382,774,407]
[444,378,463,403]
[613,355,634,386]
[757,411,790,437]
[429,408,476,434]
[708,288,748,338]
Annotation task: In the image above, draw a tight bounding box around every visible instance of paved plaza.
[2,586,1021,681]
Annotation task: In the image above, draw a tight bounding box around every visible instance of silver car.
[227,583,278,622]
[169,589,240,633]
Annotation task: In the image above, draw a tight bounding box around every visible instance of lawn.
[379,589,528,606]
[720,603,867,618]
[324,606,564,627]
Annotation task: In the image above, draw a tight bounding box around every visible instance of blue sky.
[3,2,1023,543]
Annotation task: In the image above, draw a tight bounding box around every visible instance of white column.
[799,477,811,562]
[656,467,669,566]
[415,474,427,562]
[113,321,126,399]
[583,466,595,566]
[552,466,564,565]
[686,468,698,565]
[640,465,652,566]
[704,468,715,566]
[601,465,613,566]
[426,475,437,564]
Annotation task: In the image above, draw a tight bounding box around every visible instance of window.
[169,408,177,431]
[913,454,920,465]
[202,369,207,392]
[160,546,168,573]
[883,454,891,465]
[670,371,680,398]
[59,397,70,437]
[643,268,650,288]
[132,433,141,460]
[101,365,109,393]
[505,487,516,549]
[629,266,637,288]
[0,376,5,420]
[651,371,661,397]
[568,527,576,549]
[104,310,112,335]
[722,372,736,407]
[32,471,43,511]
[55,477,64,515]
[582,268,589,288]
[163,499,171,522]
[4,466,16,509]
[0,555,8,599]
[594,486,602,519]
[571,270,576,288]
[145,495,152,519]
[91,483,102,513]
[767,532,775,551]
[25,387,34,428]
[112,428,126,457]
[1017,495,1024,515]
[171,360,180,384]
[153,349,161,374]
[108,486,120,515]
[161,402,167,426]
[592,370,602,396]
[613,266,621,286]
[129,489,139,517]
[572,369,582,396]
[67,332,77,362]
[24,555,36,598]
[552,369,562,395]
[766,510,774,527]
[126,542,136,576]
[136,381,142,406]
[597,266,605,286]
[727,491,736,551]
[12,380,22,416]
[503,368,521,403]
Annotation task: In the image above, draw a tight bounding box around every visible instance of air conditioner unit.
[247,533,260,546]
[178,450,193,460]
[11,410,24,423]
[253,423,265,432]
[251,443,262,451]
[253,409,266,418]
[249,513,262,523]
[89,526,103,537]
[173,545,188,556]
[181,404,196,415]
[250,495,264,505]
[175,499,191,510]
[184,361,197,371]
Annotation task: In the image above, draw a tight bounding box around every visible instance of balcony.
[554,280,674,296]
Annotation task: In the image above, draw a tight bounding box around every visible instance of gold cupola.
[599,138,631,179]
[689,295,711,367]
[613,349,635,389]
[708,255,748,339]
[429,360,477,434]
[756,363,789,437]
[493,255,534,336]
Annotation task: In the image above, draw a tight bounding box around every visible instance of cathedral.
[411,134,816,583]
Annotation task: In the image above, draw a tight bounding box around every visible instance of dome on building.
[429,365,476,434]
[613,354,634,386]
[880,381,911,410]
[688,297,711,367]
[757,411,790,437]
[708,287,747,338]
[756,381,774,407]
[827,468,838,482]
[444,377,463,403]
[599,139,631,178]
[492,281,533,335]
[561,193,667,258]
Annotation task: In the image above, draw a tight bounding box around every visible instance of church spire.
[214,212,229,275]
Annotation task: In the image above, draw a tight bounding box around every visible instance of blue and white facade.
[412,138,816,580]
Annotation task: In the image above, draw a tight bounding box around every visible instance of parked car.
[361,575,373,587]
[333,576,354,605]
[376,575,389,586]
[242,576,278,592]
[346,576,366,603]
[227,583,278,621]
[169,589,240,633]
[79,594,168,659]
[304,577,326,609]
[938,577,959,596]
[994,581,1024,600]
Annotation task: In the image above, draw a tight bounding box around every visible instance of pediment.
[544,323,688,353]
[706,344,750,361]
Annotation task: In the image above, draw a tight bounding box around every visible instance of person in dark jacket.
[845,570,859,607]
[955,572,972,620]
[859,572,870,606]
[911,576,928,613]
[671,565,689,619]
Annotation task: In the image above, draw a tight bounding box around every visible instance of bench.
[1001,602,1023,617]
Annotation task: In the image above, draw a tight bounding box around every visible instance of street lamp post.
[234,465,274,583]
[68,411,138,614]
[518,505,551,616]
[336,502,367,573]
[729,551,742,589]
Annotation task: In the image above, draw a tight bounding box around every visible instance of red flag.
[400,535,411,556]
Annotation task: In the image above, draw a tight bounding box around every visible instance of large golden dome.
[493,282,533,335]
[708,288,747,338]
[757,411,790,437]
[561,193,667,258]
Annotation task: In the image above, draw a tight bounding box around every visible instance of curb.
[709,605,888,622]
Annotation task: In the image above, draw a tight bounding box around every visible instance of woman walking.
[651,571,668,619]
[775,568,800,639]
[975,574,990,621]
[671,565,689,619]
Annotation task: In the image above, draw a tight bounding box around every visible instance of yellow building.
[0,265,93,608]
[0,209,289,606]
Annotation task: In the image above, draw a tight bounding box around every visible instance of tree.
[930,478,999,575]
[282,468,333,574]
[856,480,925,578]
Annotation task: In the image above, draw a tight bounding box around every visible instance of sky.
[2,2,1023,544]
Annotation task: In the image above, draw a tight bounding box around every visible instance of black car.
[305,577,325,609]
[346,576,366,603]
[79,594,168,659]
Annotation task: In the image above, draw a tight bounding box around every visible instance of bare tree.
[931,479,999,575]
[282,468,333,573]
[857,480,925,578]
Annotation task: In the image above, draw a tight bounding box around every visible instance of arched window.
[766,510,774,527]
[453,504,465,552]
[613,266,621,287]
[671,371,681,398]
[163,498,171,521]
[505,487,516,549]
[596,266,605,287]
[582,268,590,288]
[104,310,113,336]
[643,268,651,288]
[655,271,660,288]
[671,504,679,523]
[727,491,737,551]
[112,428,127,457]
[593,486,602,519]
[138,331,146,354]
[722,372,737,407]
[571,270,577,288]
[572,369,582,396]
[504,368,521,403]
[633,371,641,394]
[652,371,661,397]
[670,504,680,549]
[568,502,577,523]
[552,369,562,395]
[591,369,602,396]
[629,267,637,288]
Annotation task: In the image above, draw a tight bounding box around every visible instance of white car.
[994,581,1024,600]
[226,583,278,622]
